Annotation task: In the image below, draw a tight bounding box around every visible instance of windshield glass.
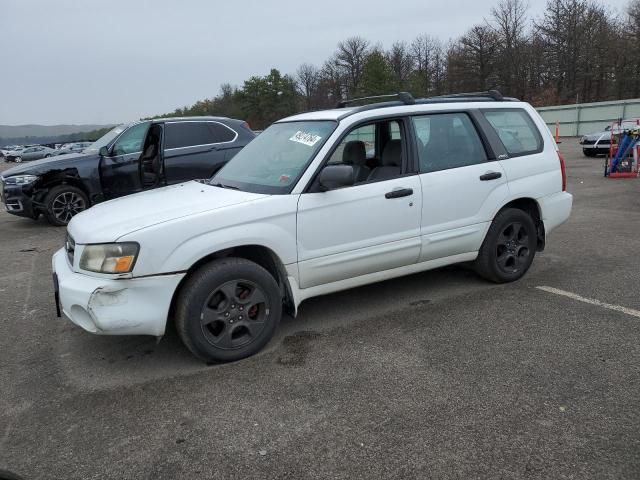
[211,120,336,194]
[84,125,127,153]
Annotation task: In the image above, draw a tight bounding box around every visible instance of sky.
[0,0,631,125]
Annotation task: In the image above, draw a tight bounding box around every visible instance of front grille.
[582,140,596,145]
[66,234,75,266]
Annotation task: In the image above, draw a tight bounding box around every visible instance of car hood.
[67,181,268,243]
[0,151,95,177]
[583,131,608,140]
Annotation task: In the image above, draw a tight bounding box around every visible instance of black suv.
[0,117,255,225]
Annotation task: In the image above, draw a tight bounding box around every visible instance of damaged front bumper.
[52,248,185,336]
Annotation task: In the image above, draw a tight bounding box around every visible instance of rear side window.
[482,109,542,156]
[412,112,487,173]
[165,122,236,149]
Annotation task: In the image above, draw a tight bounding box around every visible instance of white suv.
[52,91,572,363]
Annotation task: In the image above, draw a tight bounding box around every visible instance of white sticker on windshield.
[289,131,322,147]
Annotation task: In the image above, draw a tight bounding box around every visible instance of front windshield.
[84,125,127,153]
[211,120,336,194]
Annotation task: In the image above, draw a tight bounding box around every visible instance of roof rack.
[335,90,518,120]
[424,89,506,101]
[336,92,415,108]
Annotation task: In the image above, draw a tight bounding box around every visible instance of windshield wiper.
[211,182,240,190]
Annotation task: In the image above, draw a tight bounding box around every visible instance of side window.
[164,122,231,149]
[413,113,487,173]
[327,124,374,165]
[207,122,236,143]
[482,109,542,156]
[390,121,401,140]
[324,119,404,185]
[112,122,150,155]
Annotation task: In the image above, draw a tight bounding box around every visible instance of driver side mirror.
[99,146,110,157]
[318,164,355,191]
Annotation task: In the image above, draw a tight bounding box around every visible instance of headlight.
[79,242,139,274]
[6,175,39,185]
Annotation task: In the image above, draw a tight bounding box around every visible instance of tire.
[44,185,89,226]
[14,156,22,163]
[583,149,596,157]
[175,258,282,363]
[474,208,537,283]
[44,154,51,158]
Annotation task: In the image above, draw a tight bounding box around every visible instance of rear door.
[100,122,150,199]
[413,111,509,261]
[163,121,238,183]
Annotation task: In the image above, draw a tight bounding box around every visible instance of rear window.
[164,121,236,149]
[482,109,542,156]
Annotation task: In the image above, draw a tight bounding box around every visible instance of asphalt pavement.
[0,141,638,479]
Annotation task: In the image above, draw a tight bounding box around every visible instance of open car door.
[99,122,149,200]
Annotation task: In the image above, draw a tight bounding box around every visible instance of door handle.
[479,172,502,181]
[385,188,413,199]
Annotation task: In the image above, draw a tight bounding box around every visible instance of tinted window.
[412,113,487,173]
[112,122,150,155]
[165,121,235,149]
[208,122,236,142]
[483,109,542,155]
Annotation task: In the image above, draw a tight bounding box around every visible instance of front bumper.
[0,182,37,217]
[52,248,185,336]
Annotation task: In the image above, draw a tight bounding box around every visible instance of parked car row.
[1,141,96,163]
[0,116,255,225]
[43,91,572,363]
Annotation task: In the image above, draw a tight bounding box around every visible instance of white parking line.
[536,286,640,319]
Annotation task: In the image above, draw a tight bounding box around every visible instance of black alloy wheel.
[200,279,269,350]
[495,221,531,275]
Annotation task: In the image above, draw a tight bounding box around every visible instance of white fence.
[536,98,640,137]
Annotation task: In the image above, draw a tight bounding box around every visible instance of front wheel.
[474,208,537,283]
[175,258,282,363]
[44,185,89,226]
[14,156,22,163]
[583,149,596,157]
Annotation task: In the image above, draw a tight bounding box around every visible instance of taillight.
[244,121,251,130]
[558,151,567,191]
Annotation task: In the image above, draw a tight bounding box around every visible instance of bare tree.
[488,0,529,96]
[410,34,443,96]
[296,63,320,110]
[386,41,415,90]
[334,36,370,96]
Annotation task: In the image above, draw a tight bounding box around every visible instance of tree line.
[152,0,640,130]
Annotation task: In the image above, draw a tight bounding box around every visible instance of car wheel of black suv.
[474,208,537,283]
[44,185,89,226]
[175,258,282,363]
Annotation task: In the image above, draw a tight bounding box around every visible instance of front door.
[99,122,150,199]
[297,118,422,289]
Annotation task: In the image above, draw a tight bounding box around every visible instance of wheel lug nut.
[239,307,243,311]
[225,312,229,317]
[239,316,243,320]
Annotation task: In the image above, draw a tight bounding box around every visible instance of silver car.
[5,145,56,162]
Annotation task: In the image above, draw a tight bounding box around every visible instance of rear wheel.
[175,258,282,363]
[44,185,89,226]
[474,208,537,283]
